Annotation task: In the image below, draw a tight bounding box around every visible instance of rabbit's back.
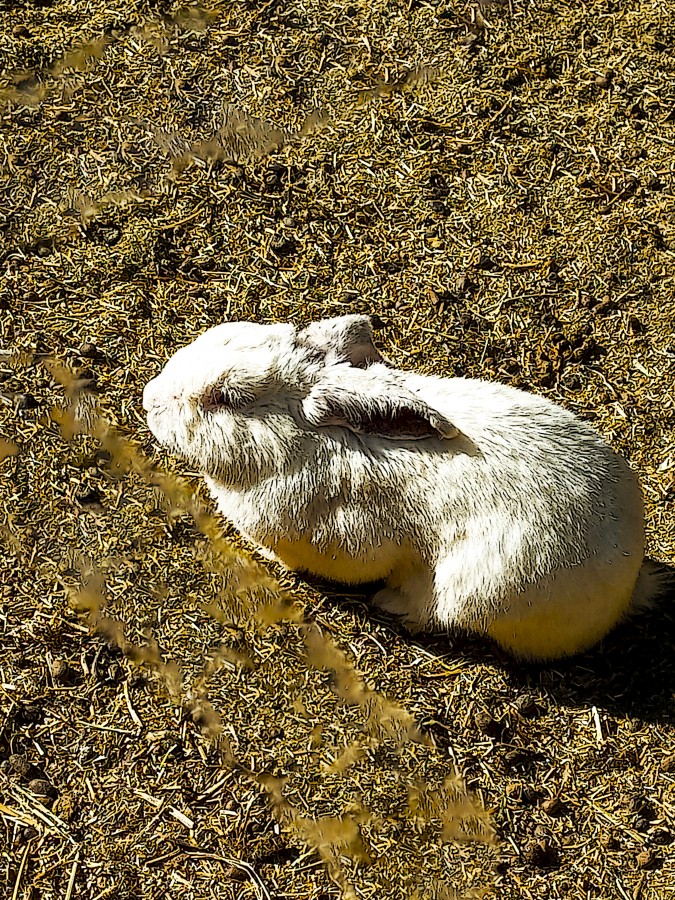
[408,374,644,655]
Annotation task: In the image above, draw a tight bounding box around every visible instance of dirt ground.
[1,0,675,897]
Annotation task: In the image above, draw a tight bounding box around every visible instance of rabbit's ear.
[303,366,459,441]
[297,315,383,367]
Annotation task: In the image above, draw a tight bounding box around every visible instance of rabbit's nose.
[143,378,160,411]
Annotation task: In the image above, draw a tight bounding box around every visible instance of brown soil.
[1,1,674,898]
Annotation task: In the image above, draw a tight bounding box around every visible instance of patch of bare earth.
[1,1,674,897]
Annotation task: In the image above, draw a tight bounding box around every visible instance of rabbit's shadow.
[311,560,675,726]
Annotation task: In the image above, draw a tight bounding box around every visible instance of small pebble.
[9,754,30,776]
[541,797,565,817]
[77,341,99,359]
[475,709,503,738]
[649,827,673,846]
[34,238,54,257]
[50,658,76,684]
[16,702,44,724]
[595,69,614,88]
[603,829,622,850]
[494,857,509,875]
[524,838,559,869]
[28,778,57,800]
[501,748,530,770]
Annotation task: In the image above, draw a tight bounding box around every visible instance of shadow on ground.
[314,561,675,725]
[516,570,675,725]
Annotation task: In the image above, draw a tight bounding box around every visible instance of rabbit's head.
[144,315,458,487]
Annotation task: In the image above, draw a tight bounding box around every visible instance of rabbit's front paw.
[372,587,428,631]
[372,587,408,617]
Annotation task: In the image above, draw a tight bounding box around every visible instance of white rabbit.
[143,314,659,660]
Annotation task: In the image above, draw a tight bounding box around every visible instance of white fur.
[143,315,647,660]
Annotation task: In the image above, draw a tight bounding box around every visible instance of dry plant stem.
[51,377,494,893]
[11,844,30,900]
[3,0,673,894]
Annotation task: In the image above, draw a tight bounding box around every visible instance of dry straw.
[50,366,495,895]
[2,0,674,896]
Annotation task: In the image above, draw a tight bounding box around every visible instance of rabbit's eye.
[200,385,255,412]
